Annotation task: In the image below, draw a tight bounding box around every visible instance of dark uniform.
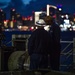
[49,23,61,71]
[28,27,51,70]
[44,16,61,71]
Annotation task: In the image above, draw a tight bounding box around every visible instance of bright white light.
[31,26,34,29]
[60,24,64,28]
[59,8,62,11]
[12,9,15,11]
[61,15,64,18]
[44,25,50,31]
[64,19,70,24]
[65,14,69,19]
[36,26,38,29]
[17,26,22,29]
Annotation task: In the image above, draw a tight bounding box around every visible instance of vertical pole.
[47,4,50,16]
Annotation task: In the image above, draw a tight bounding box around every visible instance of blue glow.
[0,0,11,2]
[22,0,31,4]
[57,4,62,8]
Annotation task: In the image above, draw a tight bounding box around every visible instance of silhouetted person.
[28,19,51,70]
[44,16,61,71]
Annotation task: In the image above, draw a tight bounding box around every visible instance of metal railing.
[60,40,73,71]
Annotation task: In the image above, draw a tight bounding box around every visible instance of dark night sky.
[52,0,75,14]
[0,0,75,19]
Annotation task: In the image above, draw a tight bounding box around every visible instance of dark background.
[0,0,75,19]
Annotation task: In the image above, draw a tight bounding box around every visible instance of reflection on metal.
[60,40,73,71]
[8,51,30,71]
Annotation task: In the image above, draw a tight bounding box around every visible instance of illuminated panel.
[34,11,43,25]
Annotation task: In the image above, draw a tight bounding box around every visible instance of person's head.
[44,16,54,25]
